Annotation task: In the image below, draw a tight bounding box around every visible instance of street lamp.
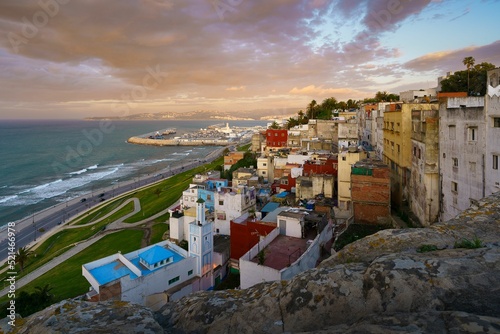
[32,211,36,241]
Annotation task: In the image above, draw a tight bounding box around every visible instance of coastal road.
[0,153,219,263]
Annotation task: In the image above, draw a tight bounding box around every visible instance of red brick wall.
[353,202,390,225]
[351,167,390,224]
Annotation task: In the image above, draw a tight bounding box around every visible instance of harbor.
[127,122,265,147]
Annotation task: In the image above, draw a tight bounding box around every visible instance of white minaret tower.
[188,199,214,289]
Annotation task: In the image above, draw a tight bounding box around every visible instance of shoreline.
[0,145,227,260]
[127,136,233,146]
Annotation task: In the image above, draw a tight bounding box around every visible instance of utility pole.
[32,211,36,241]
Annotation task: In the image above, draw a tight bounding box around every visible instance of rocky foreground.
[6,193,500,333]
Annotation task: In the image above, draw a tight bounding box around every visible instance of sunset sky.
[1,0,499,119]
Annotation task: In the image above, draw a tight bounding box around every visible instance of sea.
[0,119,266,226]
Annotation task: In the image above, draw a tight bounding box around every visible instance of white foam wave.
[172,152,190,156]
[88,164,98,170]
[70,168,87,175]
[0,195,18,204]
[1,166,124,207]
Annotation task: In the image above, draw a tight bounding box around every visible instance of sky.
[0,0,499,119]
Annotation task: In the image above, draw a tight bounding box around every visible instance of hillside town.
[78,67,500,310]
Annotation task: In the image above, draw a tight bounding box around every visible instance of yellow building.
[338,149,368,211]
[383,103,437,210]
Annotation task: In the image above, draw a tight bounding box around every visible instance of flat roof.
[88,244,184,286]
[253,232,314,271]
[89,260,137,286]
[261,202,280,213]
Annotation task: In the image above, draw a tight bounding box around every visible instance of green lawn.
[150,223,169,244]
[123,158,223,223]
[72,198,127,225]
[0,230,143,307]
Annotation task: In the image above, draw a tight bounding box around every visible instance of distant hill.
[85,109,299,121]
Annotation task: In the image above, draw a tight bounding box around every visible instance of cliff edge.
[7,192,500,333]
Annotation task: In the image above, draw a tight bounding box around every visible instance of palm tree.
[463,56,475,95]
[306,100,317,119]
[15,246,34,272]
[35,284,54,305]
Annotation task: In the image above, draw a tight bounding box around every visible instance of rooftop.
[86,243,185,286]
[253,231,315,270]
[89,260,137,286]
[139,245,175,266]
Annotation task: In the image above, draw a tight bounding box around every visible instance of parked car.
[80,198,86,202]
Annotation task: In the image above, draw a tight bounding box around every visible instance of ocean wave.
[172,152,190,156]
[0,166,124,207]
[152,158,176,164]
[69,164,99,175]
[0,195,18,204]
[69,168,87,175]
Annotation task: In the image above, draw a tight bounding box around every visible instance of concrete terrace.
[253,229,316,270]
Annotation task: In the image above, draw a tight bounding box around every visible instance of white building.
[338,121,359,151]
[239,208,333,289]
[214,185,256,235]
[400,88,437,103]
[82,200,214,309]
[439,97,486,222]
[485,68,500,196]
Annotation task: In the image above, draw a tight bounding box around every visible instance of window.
[449,125,456,140]
[342,156,346,161]
[397,144,400,153]
[391,142,394,151]
[413,147,417,156]
[468,127,478,141]
[452,158,458,167]
[494,155,499,170]
[188,270,193,276]
[452,181,458,192]
[169,276,180,285]
[219,200,224,205]
[491,118,500,128]
[418,148,421,159]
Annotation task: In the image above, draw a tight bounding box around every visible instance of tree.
[337,101,348,111]
[35,284,54,305]
[441,61,496,96]
[306,100,318,119]
[346,99,358,110]
[317,97,338,119]
[268,121,281,129]
[16,246,34,272]
[463,56,475,95]
[153,187,162,198]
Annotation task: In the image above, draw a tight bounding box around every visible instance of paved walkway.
[0,145,223,297]
[0,195,179,298]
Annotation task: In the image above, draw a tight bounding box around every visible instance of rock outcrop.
[9,192,500,333]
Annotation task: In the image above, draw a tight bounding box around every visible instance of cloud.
[404,40,500,73]
[289,85,367,98]
[0,0,498,118]
[226,86,246,91]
